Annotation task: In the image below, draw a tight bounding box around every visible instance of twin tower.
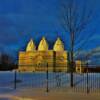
[18,37,68,72]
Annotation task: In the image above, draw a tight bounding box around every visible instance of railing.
[0,71,100,94]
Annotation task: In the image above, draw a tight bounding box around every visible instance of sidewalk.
[0,88,100,100]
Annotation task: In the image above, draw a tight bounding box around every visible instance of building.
[18,37,68,72]
[75,60,85,73]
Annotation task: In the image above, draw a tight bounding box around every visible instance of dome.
[26,39,36,51]
[53,38,64,51]
[38,37,49,51]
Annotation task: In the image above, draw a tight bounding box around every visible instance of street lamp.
[14,70,17,89]
[46,63,49,92]
[86,60,89,93]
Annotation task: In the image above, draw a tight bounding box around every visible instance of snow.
[0,71,100,94]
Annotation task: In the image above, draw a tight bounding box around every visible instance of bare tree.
[59,0,97,87]
[0,53,15,70]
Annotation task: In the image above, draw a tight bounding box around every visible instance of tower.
[38,37,48,51]
[53,38,68,72]
[53,38,64,51]
[26,39,36,51]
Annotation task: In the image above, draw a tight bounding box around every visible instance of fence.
[0,71,100,94]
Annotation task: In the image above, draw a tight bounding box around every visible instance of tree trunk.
[70,32,74,87]
[70,51,74,87]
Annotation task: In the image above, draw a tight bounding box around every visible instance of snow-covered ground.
[0,71,100,94]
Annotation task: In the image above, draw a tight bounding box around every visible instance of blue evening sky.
[0,0,100,58]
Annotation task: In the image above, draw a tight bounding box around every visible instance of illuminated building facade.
[18,37,68,72]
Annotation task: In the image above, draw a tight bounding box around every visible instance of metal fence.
[0,71,100,94]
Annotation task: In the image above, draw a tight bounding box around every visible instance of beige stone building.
[18,37,68,72]
[75,60,85,73]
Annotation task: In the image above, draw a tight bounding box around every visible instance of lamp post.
[86,61,89,94]
[14,70,17,89]
[46,63,49,92]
